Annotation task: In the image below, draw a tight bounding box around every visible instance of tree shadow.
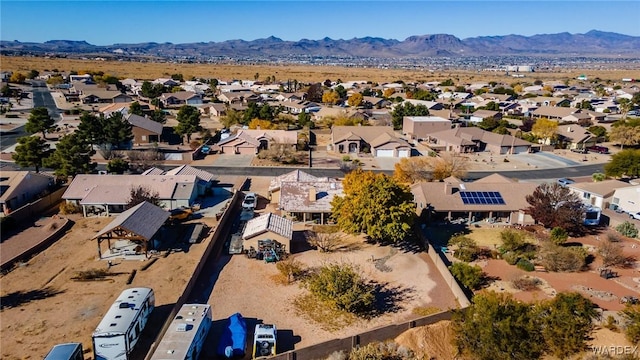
[0,287,65,310]
[371,281,416,316]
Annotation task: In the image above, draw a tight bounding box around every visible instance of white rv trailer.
[150,304,212,360]
[92,287,155,360]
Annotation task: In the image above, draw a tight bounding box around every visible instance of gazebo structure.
[92,201,170,259]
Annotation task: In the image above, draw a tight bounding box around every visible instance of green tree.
[129,101,144,116]
[587,125,607,138]
[449,262,484,290]
[331,170,415,243]
[304,263,375,316]
[44,133,96,178]
[149,109,167,124]
[103,112,133,148]
[258,104,274,121]
[25,107,56,139]
[525,183,585,235]
[1,84,11,97]
[605,149,640,178]
[175,105,201,143]
[592,172,606,182]
[621,303,640,344]
[550,226,569,245]
[390,102,429,130]
[609,124,640,149]
[11,135,51,173]
[297,111,312,128]
[538,292,598,358]
[616,221,638,238]
[27,69,40,79]
[242,102,260,124]
[76,112,105,147]
[452,292,545,360]
[439,79,454,86]
[334,85,347,99]
[140,81,165,98]
[170,73,184,82]
[106,158,129,174]
[448,234,479,262]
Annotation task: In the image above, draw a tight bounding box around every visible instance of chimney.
[309,187,317,202]
[445,182,453,195]
[567,126,572,132]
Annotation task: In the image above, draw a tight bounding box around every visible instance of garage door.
[376,149,395,157]
[398,149,410,158]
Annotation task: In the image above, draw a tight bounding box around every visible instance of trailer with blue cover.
[217,312,248,358]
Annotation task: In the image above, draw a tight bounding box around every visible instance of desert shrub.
[502,251,520,265]
[347,341,414,360]
[106,158,129,174]
[550,227,569,245]
[72,269,109,280]
[412,306,441,316]
[598,240,626,267]
[275,257,305,284]
[448,234,480,262]
[499,229,527,253]
[539,244,587,272]
[342,155,351,162]
[307,228,343,252]
[606,231,622,242]
[621,304,640,344]
[616,221,639,238]
[449,262,485,290]
[257,143,304,164]
[59,201,81,214]
[516,258,535,272]
[304,263,375,316]
[512,276,541,291]
[604,315,618,332]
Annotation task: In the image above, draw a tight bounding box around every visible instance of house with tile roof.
[242,213,293,253]
[330,125,411,157]
[566,180,633,210]
[402,116,452,140]
[428,126,532,154]
[217,129,298,155]
[555,125,597,150]
[159,91,203,107]
[411,173,537,225]
[62,174,199,216]
[126,114,163,144]
[0,171,55,215]
[268,170,328,203]
[142,165,216,195]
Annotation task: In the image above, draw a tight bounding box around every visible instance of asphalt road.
[30,80,61,118]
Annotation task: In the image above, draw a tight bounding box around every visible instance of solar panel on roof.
[459,191,506,205]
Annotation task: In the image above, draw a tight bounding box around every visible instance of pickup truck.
[630,212,640,221]
[586,145,609,154]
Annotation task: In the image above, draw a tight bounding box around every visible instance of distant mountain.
[2,30,639,58]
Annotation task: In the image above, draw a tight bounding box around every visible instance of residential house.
[279,178,343,224]
[126,114,163,144]
[468,109,502,124]
[330,126,411,157]
[217,91,260,104]
[0,171,55,215]
[268,170,328,204]
[62,174,199,216]
[531,106,577,120]
[159,91,203,107]
[555,125,597,150]
[80,90,131,104]
[411,173,537,225]
[402,99,445,111]
[153,78,180,87]
[567,180,632,209]
[217,129,298,155]
[198,103,227,117]
[402,116,452,140]
[611,185,640,214]
[275,92,306,102]
[362,96,390,109]
[428,126,532,154]
[242,213,293,253]
[218,85,252,93]
[277,101,320,114]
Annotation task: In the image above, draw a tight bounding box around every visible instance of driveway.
[211,154,255,167]
[375,156,401,171]
[513,152,579,169]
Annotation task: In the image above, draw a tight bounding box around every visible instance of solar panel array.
[460,191,506,205]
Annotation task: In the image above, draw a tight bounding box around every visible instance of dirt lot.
[0,214,218,360]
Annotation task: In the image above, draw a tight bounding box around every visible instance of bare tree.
[127,185,161,209]
[598,240,627,267]
[307,227,343,252]
[432,152,468,181]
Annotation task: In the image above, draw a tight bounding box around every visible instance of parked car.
[586,145,609,154]
[570,147,588,154]
[169,207,193,222]
[628,110,640,117]
[557,178,575,187]
[630,212,640,220]
[242,192,257,210]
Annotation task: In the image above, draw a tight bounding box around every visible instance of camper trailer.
[44,343,84,360]
[92,287,155,360]
[150,304,212,360]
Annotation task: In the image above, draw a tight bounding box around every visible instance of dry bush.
[511,275,542,291]
[59,201,81,214]
[598,240,626,267]
[275,257,305,284]
[347,341,414,360]
[538,243,587,272]
[72,269,110,281]
[307,228,343,252]
[126,149,164,171]
[256,143,304,164]
[412,306,442,317]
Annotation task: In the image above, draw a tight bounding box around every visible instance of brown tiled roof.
[332,126,397,144]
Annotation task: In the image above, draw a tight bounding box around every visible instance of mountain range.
[1,30,639,58]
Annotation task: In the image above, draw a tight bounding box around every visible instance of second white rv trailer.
[150,303,212,360]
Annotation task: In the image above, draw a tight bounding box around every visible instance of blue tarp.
[216,313,247,358]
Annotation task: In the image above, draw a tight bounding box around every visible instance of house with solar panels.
[411,173,537,225]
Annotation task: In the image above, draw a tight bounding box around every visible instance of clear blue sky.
[2,1,639,45]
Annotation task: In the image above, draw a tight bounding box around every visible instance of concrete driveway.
[375,156,401,171]
[212,154,254,167]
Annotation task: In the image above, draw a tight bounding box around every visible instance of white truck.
[252,324,277,359]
